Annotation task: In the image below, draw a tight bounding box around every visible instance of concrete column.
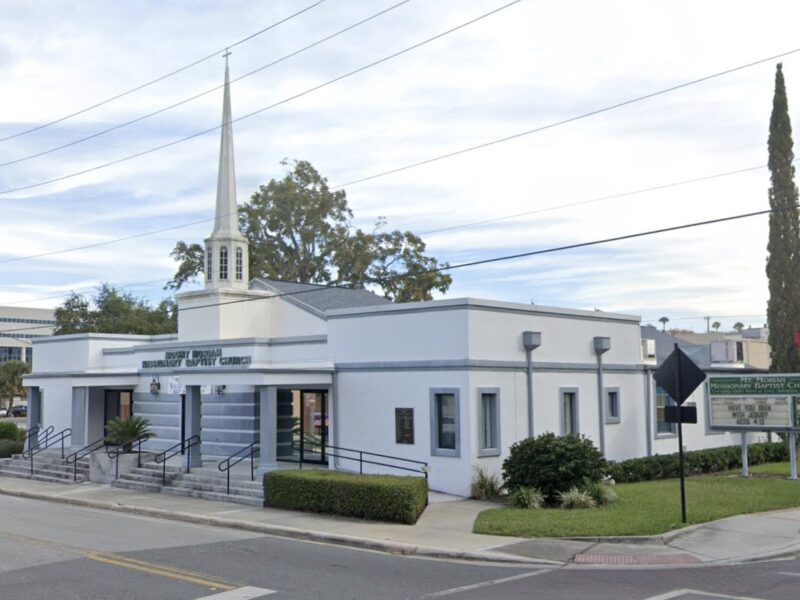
[522,332,542,439]
[594,337,611,456]
[184,385,202,468]
[26,387,41,448]
[257,385,278,476]
[71,387,88,447]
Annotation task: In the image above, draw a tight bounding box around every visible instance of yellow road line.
[85,551,237,591]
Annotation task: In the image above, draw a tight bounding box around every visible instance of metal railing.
[23,425,54,454]
[218,443,258,495]
[106,434,150,480]
[23,427,72,475]
[65,436,107,481]
[292,435,428,479]
[154,435,201,485]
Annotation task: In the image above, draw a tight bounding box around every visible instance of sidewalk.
[0,474,799,567]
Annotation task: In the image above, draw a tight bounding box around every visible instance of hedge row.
[0,422,22,441]
[0,439,23,458]
[264,470,428,524]
[608,441,790,483]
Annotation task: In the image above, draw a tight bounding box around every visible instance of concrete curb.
[0,485,558,567]
[561,522,707,546]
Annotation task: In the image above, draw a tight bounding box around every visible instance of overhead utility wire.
[0,0,327,143]
[0,0,523,196]
[0,278,167,306]
[332,46,800,188]
[0,0,412,169]
[0,157,780,265]
[1,202,789,331]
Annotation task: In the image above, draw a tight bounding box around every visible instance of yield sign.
[653,345,706,405]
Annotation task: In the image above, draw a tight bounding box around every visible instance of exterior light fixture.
[215,385,226,396]
[150,376,160,395]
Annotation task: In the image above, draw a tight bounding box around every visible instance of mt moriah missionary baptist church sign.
[141,348,252,369]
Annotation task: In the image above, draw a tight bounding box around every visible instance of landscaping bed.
[264,470,428,524]
[474,475,800,538]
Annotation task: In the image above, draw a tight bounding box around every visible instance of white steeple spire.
[205,51,249,291]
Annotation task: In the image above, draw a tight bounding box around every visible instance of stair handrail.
[23,427,72,476]
[65,436,107,481]
[106,434,151,479]
[217,443,259,495]
[154,435,201,485]
[292,433,428,479]
[23,425,54,454]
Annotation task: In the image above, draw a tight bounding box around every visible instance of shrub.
[264,470,428,524]
[0,439,23,458]
[558,487,596,509]
[0,422,22,441]
[607,441,790,483]
[470,465,503,501]
[509,486,544,509]
[583,481,618,506]
[105,416,153,448]
[502,433,606,500]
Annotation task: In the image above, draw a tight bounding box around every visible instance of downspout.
[522,332,542,438]
[594,337,611,456]
[644,367,653,457]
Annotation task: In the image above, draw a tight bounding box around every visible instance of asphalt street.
[1,495,800,600]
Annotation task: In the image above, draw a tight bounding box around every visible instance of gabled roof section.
[641,325,711,368]
[250,278,390,316]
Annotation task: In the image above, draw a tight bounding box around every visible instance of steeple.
[204,51,249,291]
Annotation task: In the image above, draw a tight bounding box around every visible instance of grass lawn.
[745,462,795,477]
[474,476,800,538]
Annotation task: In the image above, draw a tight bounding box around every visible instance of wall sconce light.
[214,385,226,396]
[150,376,160,395]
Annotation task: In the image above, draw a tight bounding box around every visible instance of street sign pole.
[740,432,749,478]
[673,343,687,524]
[791,432,798,481]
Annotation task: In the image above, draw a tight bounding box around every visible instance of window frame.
[476,387,501,458]
[429,388,460,457]
[559,387,579,436]
[219,246,229,280]
[655,386,678,437]
[206,248,213,281]
[605,387,621,424]
[235,247,244,281]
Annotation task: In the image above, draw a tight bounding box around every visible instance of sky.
[2,0,800,332]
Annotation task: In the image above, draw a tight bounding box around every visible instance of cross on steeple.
[222,48,231,65]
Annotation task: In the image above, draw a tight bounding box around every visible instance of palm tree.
[712,321,721,332]
[658,316,669,331]
[733,322,745,333]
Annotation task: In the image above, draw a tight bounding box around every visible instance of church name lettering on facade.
[142,348,252,369]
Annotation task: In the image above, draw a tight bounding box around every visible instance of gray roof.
[251,278,390,314]
[641,325,712,368]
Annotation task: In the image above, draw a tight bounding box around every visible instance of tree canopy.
[54,284,177,335]
[0,360,29,407]
[765,63,800,372]
[167,160,452,302]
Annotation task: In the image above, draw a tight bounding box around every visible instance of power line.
[0,0,412,169]
[0,155,783,265]
[333,47,800,189]
[0,278,167,306]
[1,202,788,331]
[0,1,529,196]
[0,0,327,143]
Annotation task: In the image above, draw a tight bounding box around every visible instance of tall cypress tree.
[766,63,800,372]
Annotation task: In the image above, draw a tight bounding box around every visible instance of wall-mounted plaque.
[395,408,414,444]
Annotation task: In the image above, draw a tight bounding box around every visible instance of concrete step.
[137,462,185,474]
[112,479,163,493]
[0,468,86,485]
[0,463,89,481]
[161,485,264,507]
[175,473,263,490]
[115,472,167,485]
[169,479,263,498]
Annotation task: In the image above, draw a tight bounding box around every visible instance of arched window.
[206,249,213,281]
[219,246,228,280]
[235,247,243,280]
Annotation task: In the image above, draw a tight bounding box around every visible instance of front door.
[294,390,328,463]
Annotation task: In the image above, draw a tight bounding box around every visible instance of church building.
[23,61,753,497]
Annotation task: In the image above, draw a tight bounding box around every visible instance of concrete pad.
[703,514,800,539]
[492,539,595,562]
[587,542,681,556]
[670,526,799,560]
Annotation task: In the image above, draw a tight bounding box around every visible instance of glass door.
[293,390,328,463]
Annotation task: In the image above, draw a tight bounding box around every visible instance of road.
[1,496,800,599]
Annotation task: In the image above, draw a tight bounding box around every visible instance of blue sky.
[1,0,799,331]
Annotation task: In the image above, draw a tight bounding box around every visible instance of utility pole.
[705,316,711,333]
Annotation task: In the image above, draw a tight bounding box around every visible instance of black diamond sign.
[653,345,706,405]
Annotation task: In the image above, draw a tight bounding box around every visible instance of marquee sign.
[708,375,800,430]
[141,347,252,369]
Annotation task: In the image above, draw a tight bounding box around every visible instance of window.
[219,246,229,280]
[430,388,460,457]
[206,249,213,281]
[0,347,22,363]
[235,247,244,280]
[25,347,32,365]
[656,386,677,434]
[606,388,620,424]
[560,389,578,435]
[736,341,744,363]
[477,388,500,457]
